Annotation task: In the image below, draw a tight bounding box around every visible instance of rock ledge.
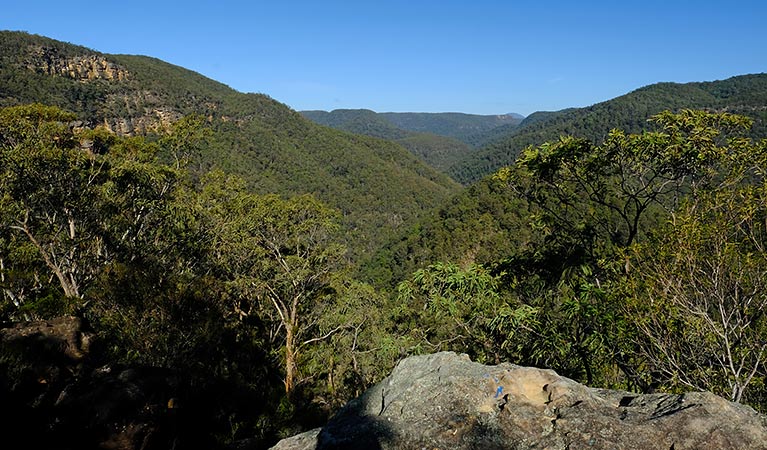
[272,351,767,450]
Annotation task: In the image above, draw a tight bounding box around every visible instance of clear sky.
[2,1,765,116]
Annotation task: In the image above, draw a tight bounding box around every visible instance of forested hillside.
[367,75,767,283]
[0,31,460,260]
[450,74,767,184]
[303,109,523,149]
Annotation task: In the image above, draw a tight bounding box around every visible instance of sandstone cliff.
[25,44,130,81]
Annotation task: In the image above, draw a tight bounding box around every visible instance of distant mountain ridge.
[301,109,524,173]
[379,111,524,146]
[301,109,476,172]
[0,31,460,260]
[301,109,412,141]
[303,109,524,146]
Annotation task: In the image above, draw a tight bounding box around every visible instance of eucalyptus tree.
[622,122,767,404]
[199,171,346,395]
[0,104,106,303]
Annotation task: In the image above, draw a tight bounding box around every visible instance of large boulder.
[272,352,767,450]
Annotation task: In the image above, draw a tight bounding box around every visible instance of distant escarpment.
[273,352,767,450]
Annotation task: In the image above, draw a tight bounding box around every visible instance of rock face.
[272,352,767,450]
[20,44,178,136]
[25,45,130,81]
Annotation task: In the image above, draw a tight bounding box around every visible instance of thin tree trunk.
[13,220,80,298]
[284,325,297,394]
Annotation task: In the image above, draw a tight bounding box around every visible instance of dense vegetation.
[4,30,767,449]
[450,73,767,184]
[0,104,406,446]
[5,103,767,447]
[302,109,523,149]
[301,109,527,174]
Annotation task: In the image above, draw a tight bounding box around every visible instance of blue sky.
[2,1,765,116]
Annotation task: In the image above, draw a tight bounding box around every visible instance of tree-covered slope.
[303,109,524,149]
[301,109,410,140]
[0,31,460,259]
[450,74,767,184]
[380,111,523,146]
[360,174,532,286]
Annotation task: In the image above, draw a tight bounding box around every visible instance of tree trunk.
[284,325,297,394]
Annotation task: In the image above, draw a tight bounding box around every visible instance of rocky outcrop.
[0,315,93,363]
[100,107,182,135]
[272,352,767,450]
[25,45,130,81]
[19,45,180,136]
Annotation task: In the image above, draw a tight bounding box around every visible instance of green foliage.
[510,109,753,253]
[396,262,515,363]
[360,174,532,288]
[303,109,523,149]
[375,110,767,407]
[0,104,109,301]
[490,110,764,387]
[379,111,523,146]
[621,136,767,403]
[300,278,401,406]
[366,110,755,291]
[0,103,416,443]
[396,132,474,173]
[5,29,767,440]
[200,175,347,387]
[301,109,490,173]
[301,109,412,140]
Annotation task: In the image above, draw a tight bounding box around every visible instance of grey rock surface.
[272,351,767,450]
